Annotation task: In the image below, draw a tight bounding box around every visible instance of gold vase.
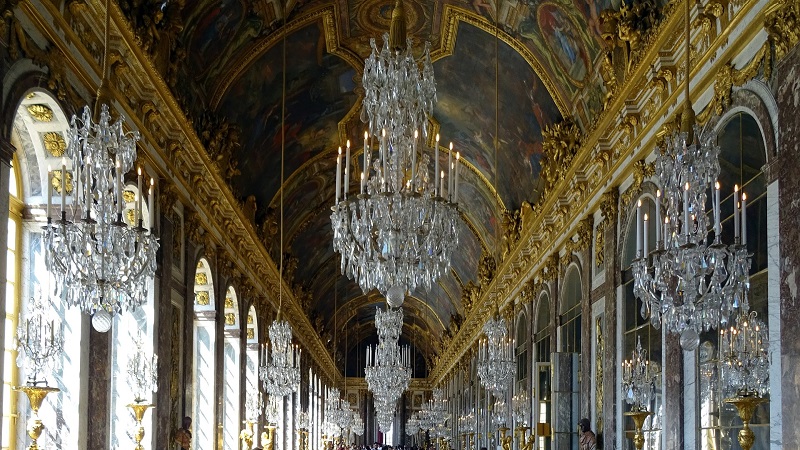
[127,402,154,450]
[262,425,277,450]
[515,426,534,450]
[623,410,652,450]
[240,420,256,450]
[14,385,59,450]
[724,395,767,450]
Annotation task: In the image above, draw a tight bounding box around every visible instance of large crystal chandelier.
[631,126,751,350]
[324,387,354,437]
[330,0,459,308]
[365,341,412,405]
[45,104,158,331]
[622,336,658,412]
[365,305,411,414]
[16,296,64,385]
[511,389,530,426]
[260,319,301,396]
[477,309,515,395]
[720,311,769,397]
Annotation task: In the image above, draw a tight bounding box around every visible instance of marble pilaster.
[86,327,112,449]
[661,333,683,450]
[776,42,800,449]
[154,213,175,448]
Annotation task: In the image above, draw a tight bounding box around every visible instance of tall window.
[560,265,581,353]
[516,312,528,389]
[2,159,22,450]
[621,195,662,450]
[533,292,551,450]
[698,112,769,449]
[223,287,241,450]
[192,259,216,448]
[110,183,156,449]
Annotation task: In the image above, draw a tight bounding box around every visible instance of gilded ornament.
[541,254,559,282]
[712,43,772,116]
[765,0,800,61]
[123,190,136,203]
[540,118,582,193]
[225,296,234,309]
[595,316,604,431]
[247,328,255,340]
[595,230,606,266]
[27,104,53,122]
[225,313,235,325]
[247,314,254,324]
[51,168,73,194]
[574,217,593,252]
[195,291,210,306]
[42,132,66,157]
[620,160,654,210]
[195,273,208,286]
[125,208,136,226]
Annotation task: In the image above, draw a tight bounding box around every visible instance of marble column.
[154,212,175,447]
[0,138,13,448]
[601,191,619,449]
[579,246,593,422]
[776,42,800,449]
[86,326,112,448]
[661,333,683,450]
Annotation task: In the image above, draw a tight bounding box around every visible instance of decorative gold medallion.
[195,272,208,286]
[123,190,137,203]
[224,296,234,309]
[28,104,54,122]
[246,328,255,339]
[42,132,66,157]
[224,312,236,325]
[195,291,210,305]
[247,313,254,324]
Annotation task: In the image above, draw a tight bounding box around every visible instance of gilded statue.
[478,251,496,287]
[461,281,480,315]
[501,431,512,450]
[540,119,582,193]
[501,208,522,261]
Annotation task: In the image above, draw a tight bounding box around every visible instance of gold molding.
[27,104,54,122]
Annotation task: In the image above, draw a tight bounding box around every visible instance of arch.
[222,285,242,450]
[193,258,216,312]
[560,263,582,354]
[706,81,778,161]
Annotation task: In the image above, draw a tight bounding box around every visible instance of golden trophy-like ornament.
[498,427,512,450]
[14,385,60,450]
[624,410,652,450]
[724,395,767,450]
[515,426,534,450]
[468,432,475,450]
[262,424,277,450]
[128,402,154,450]
[240,419,256,450]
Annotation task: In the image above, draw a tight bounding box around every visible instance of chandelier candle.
[411,130,418,190]
[46,167,52,218]
[335,147,341,204]
[345,139,351,196]
[741,192,747,246]
[435,134,440,196]
[60,158,66,215]
[734,184,740,241]
[636,200,642,257]
[655,190,661,245]
[455,152,460,202]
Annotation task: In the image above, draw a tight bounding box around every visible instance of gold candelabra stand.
[127,402,154,450]
[240,420,256,450]
[460,433,466,450]
[298,428,309,450]
[14,385,59,450]
[262,424,277,450]
[498,427,511,450]
[623,410,652,450]
[724,394,768,450]
[515,426,534,450]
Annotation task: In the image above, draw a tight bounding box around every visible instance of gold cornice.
[210,4,363,110]
[17,0,342,384]
[434,5,570,118]
[428,0,771,384]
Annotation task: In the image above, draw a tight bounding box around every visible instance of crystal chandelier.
[622,336,658,412]
[44,104,159,332]
[365,341,412,406]
[260,319,301,396]
[266,394,281,425]
[511,389,530,426]
[325,387,354,436]
[352,412,364,436]
[720,311,769,397]
[15,296,64,385]
[297,410,310,430]
[477,310,515,395]
[375,306,404,342]
[245,390,264,421]
[330,0,460,308]
[407,413,420,435]
[491,398,508,427]
[127,332,158,403]
[631,126,752,349]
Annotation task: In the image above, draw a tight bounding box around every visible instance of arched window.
[516,312,528,388]
[560,265,582,353]
[533,292,551,450]
[698,112,769,449]
[3,91,86,450]
[621,194,662,450]
[192,258,216,448]
[223,287,241,450]
[245,306,260,445]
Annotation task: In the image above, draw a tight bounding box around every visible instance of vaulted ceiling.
[167,0,617,373]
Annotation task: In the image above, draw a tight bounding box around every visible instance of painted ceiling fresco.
[175,0,593,361]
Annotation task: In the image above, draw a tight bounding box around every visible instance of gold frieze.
[42,132,66,157]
